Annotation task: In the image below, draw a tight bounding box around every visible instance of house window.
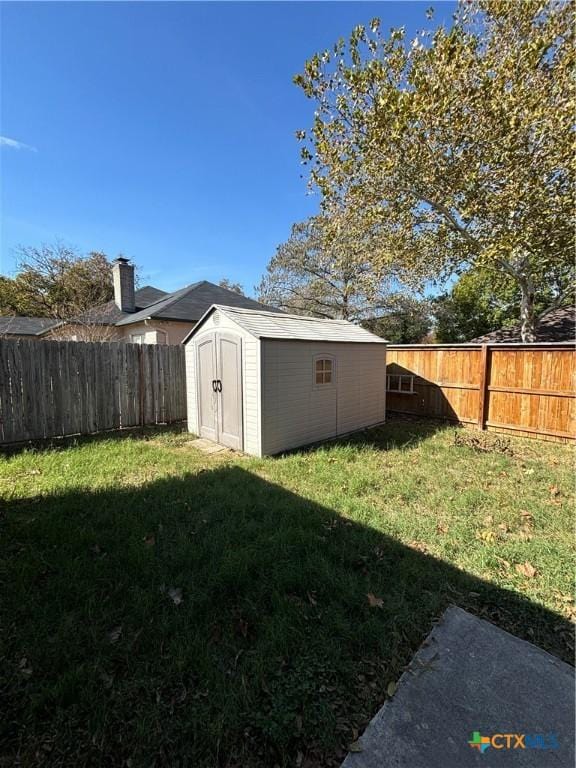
[131,333,145,344]
[387,374,415,394]
[315,357,333,385]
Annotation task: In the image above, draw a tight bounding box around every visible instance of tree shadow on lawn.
[1,466,572,767]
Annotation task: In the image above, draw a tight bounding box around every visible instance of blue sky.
[1,1,455,295]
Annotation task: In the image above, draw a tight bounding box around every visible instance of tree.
[0,243,116,320]
[295,0,574,341]
[362,294,432,343]
[257,214,393,321]
[218,278,244,295]
[433,270,517,342]
[434,262,575,342]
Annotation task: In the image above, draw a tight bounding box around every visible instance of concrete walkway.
[191,438,231,455]
[342,605,575,767]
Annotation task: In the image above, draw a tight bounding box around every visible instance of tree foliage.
[257,215,392,321]
[434,270,517,342]
[0,243,116,320]
[295,0,575,341]
[362,294,432,343]
[218,278,244,295]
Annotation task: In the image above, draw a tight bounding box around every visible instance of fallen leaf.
[143,534,155,547]
[515,561,537,579]
[549,485,560,497]
[348,740,363,753]
[107,625,123,644]
[168,587,183,606]
[18,657,33,678]
[387,681,397,697]
[436,523,448,535]
[237,618,249,638]
[100,671,114,689]
[307,591,317,606]
[367,593,383,609]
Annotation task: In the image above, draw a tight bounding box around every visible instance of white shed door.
[196,332,243,450]
[197,335,218,442]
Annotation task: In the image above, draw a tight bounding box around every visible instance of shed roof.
[187,305,387,344]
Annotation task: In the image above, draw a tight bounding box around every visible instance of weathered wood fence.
[386,343,575,442]
[0,339,186,444]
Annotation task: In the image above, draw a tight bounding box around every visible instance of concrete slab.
[192,438,230,455]
[342,605,575,768]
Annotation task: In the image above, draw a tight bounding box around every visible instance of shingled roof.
[114,281,276,327]
[471,306,576,343]
[77,285,169,325]
[0,317,63,336]
[188,305,387,344]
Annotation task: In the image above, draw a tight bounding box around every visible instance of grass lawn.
[0,420,573,767]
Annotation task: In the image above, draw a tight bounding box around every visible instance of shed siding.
[185,309,260,454]
[261,341,386,455]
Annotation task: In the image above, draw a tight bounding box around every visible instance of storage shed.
[184,305,387,456]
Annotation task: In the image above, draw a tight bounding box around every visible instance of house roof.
[187,305,388,344]
[471,306,576,343]
[77,285,169,325]
[114,281,277,327]
[0,316,63,336]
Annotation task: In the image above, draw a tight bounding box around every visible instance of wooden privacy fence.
[386,343,575,442]
[0,339,186,445]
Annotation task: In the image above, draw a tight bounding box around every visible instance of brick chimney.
[112,257,135,313]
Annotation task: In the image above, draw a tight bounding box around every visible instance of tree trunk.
[518,275,537,342]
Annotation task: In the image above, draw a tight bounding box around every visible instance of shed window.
[387,374,415,394]
[315,358,333,385]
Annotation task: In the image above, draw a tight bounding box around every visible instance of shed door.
[217,333,243,450]
[196,332,243,450]
[197,335,218,442]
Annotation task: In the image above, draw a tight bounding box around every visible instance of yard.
[0,420,573,767]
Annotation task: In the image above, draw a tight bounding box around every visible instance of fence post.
[138,344,145,427]
[477,344,490,430]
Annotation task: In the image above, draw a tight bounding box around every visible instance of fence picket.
[0,339,187,444]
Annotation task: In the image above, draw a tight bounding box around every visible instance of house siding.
[260,340,386,455]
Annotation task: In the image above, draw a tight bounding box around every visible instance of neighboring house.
[471,306,576,343]
[4,257,277,344]
[0,316,63,339]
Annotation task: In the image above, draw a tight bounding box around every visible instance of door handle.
[217,380,222,392]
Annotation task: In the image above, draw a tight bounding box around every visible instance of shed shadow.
[386,361,463,425]
[1,466,572,767]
